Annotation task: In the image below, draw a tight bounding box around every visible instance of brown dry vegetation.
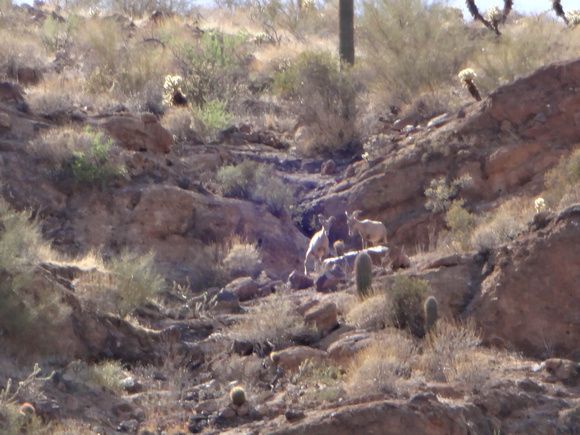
[1,0,580,433]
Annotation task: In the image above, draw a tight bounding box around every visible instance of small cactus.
[230,386,246,407]
[424,296,438,333]
[334,240,345,257]
[458,68,481,102]
[355,251,373,299]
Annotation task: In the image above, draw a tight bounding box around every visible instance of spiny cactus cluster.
[355,250,373,299]
[458,68,482,102]
[162,75,187,107]
[553,1,580,27]
[229,385,247,407]
[466,0,513,35]
[424,296,438,333]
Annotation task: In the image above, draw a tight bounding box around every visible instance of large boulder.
[470,206,580,358]
[100,113,173,154]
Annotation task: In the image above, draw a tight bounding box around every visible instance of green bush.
[0,200,71,353]
[390,276,431,335]
[165,29,251,108]
[216,160,295,217]
[193,98,234,143]
[70,128,125,188]
[107,250,164,317]
[271,50,358,157]
[444,200,477,252]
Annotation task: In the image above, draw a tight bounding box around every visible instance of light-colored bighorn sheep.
[345,210,387,249]
[304,215,335,275]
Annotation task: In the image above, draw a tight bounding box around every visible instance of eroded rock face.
[62,185,308,282]
[100,114,173,154]
[306,59,580,252]
[470,206,580,358]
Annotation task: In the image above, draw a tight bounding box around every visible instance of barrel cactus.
[355,251,372,299]
[424,296,438,333]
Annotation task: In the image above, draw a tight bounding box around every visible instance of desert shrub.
[544,149,580,210]
[0,29,45,81]
[425,175,473,213]
[358,0,473,102]
[347,331,416,397]
[294,359,345,403]
[390,276,430,335]
[471,198,532,251]
[222,235,261,278]
[27,90,75,116]
[271,50,358,157]
[165,28,251,108]
[0,364,51,434]
[161,107,194,141]
[346,291,391,329]
[69,128,125,188]
[471,15,571,94]
[0,201,71,352]
[442,200,477,252]
[192,98,235,142]
[216,160,295,216]
[420,319,483,384]
[107,250,165,317]
[73,249,163,317]
[227,294,304,352]
[88,360,125,394]
[42,14,81,52]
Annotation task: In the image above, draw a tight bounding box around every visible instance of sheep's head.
[345,211,361,236]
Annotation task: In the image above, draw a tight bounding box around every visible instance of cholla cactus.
[553,0,569,24]
[535,197,546,213]
[466,0,512,35]
[162,75,187,107]
[458,68,481,102]
[567,10,580,27]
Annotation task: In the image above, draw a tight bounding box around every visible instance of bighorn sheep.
[304,216,335,275]
[345,211,387,250]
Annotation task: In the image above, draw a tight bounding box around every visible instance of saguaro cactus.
[339,0,354,67]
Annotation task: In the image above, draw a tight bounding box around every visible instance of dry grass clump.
[471,197,533,251]
[73,249,164,317]
[222,234,261,279]
[88,360,126,394]
[543,148,580,210]
[347,330,416,398]
[419,319,483,385]
[346,291,391,329]
[358,0,473,104]
[227,294,304,352]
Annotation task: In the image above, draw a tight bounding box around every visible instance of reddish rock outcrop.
[470,206,580,358]
[100,113,173,154]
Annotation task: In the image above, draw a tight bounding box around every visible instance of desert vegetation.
[0,0,580,433]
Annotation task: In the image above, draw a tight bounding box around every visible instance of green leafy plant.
[444,200,477,252]
[425,175,473,213]
[88,360,126,394]
[70,128,124,188]
[193,98,234,143]
[355,251,373,299]
[216,160,295,217]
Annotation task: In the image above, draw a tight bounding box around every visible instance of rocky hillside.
[1,3,580,434]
